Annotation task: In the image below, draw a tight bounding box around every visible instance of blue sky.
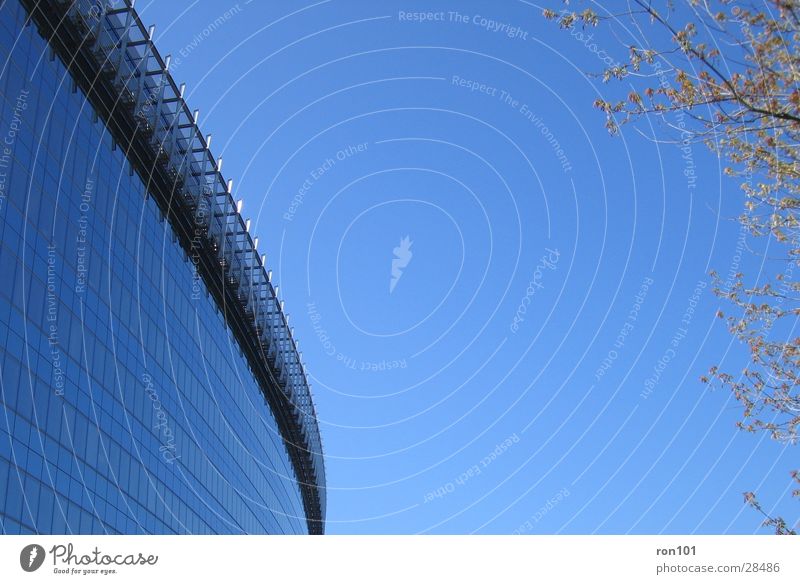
[143,0,796,534]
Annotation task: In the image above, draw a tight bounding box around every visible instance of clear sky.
[143,0,796,534]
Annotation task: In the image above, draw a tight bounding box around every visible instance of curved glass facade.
[0,0,322,534]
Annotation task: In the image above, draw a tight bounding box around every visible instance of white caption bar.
[0,536,797,582]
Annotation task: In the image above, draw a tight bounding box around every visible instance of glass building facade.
[0,0,324,534]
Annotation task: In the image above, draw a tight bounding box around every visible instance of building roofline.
[20,0,326,533]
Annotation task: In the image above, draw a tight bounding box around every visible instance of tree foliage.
[545,0,800,534]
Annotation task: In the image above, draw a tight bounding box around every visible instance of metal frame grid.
[23,0,326,531]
